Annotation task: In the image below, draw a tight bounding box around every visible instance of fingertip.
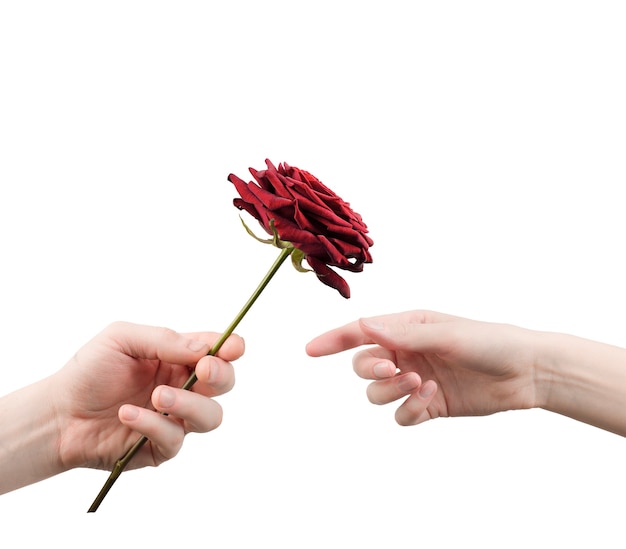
[397,372,421,393]
[395,410,412,427]
[119,404,140,423]
[212,402,224,429]
[305,340,321,357]
[195,355,235,394]
[215,333,245,360]
[153,385,176,411]
[394,381,437,426]
[372,361,396,379]
[418,380,437,400]
[195,355,218,384]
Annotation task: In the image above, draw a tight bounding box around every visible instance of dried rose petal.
[229,159,373,298]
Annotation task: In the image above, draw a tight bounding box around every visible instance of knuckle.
[156,325,179,342]
[158,431,184,461]
[167,430,185,456]
[395,409,414,427]
[103,320,131,334]
[366,382,385,405]
[192,401,223,433]
[202,403,223,432]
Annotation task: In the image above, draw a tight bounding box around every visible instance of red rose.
[229,159,373,298]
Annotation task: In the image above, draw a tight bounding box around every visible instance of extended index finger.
[305,320,375,356]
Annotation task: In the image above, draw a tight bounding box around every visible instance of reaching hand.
[306,310,540,426]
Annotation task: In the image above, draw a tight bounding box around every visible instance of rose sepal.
[241,216,313,274]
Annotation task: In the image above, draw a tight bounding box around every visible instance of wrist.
[0,377,65,494]
[533,331,626,435]
[529,330,563,411]
[532,331,596,414]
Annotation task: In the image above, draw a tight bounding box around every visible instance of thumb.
[359,317,452,355]
[106,322,211,365]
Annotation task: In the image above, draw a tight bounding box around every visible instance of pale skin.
[306,310,626,437]
[0,321,243,495]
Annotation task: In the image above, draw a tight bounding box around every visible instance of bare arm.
[0,322,243,495]
[306,310,626,436]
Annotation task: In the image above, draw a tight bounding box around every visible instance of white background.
[1,1,625,547]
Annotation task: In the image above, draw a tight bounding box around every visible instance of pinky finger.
[394,380,438,426]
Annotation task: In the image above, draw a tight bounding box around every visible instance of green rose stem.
[87,245,293,513]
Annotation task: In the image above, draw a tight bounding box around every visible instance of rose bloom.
[229,159,373,298]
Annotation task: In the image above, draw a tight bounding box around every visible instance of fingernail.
[419,382,436,399]
[120,405,139,421]
[158,387,176,408]
[373,362,393,378]
[397,374,420,393]
[206,356,219,383]
[188,339,208,352]
[361,318,384,330]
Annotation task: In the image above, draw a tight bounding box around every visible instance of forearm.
[537,332,626,436]
[0,377,64,494]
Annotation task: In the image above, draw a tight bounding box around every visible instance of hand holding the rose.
[306,310,626,436]
[0,321,243,495]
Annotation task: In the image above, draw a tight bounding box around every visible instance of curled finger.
[394,380,438,426]
[352,347,397,380]
[152,385,224,434]
[118,404,185,462]
[194,355,236,397]
[366,372,422,405]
